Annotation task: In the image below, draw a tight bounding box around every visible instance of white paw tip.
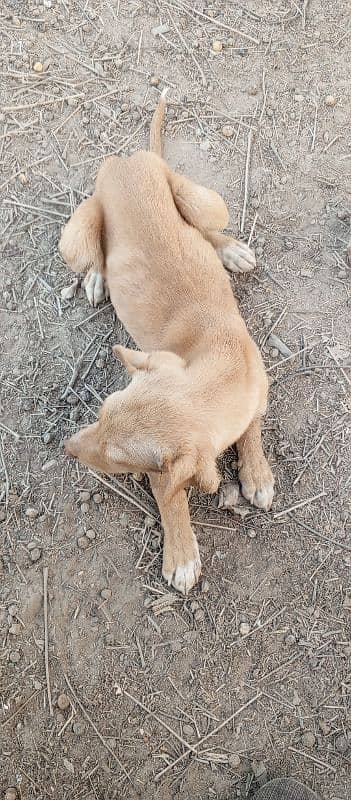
[163,559,201,595]
[84,271,106,307]
[220,244,256,273]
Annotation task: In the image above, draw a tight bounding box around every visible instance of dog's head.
[65,345,220,499]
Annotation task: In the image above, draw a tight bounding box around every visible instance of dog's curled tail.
[149,88,169,156]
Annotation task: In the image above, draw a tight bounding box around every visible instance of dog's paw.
[239,458,274,511]
[83,270,108,307]
[218,240,256,274]
[162,535,201,595]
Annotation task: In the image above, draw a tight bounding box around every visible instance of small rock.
[33,61,44,73]
[335,734,349,753]
[70,407,81,422]
[93,493,103,505]
[144,515,156,529]
[0,508,6,522]
[300,268,312,278]
[252,760,268,786]
[9,623,21,636]
[325,95,337,107]
[80,491,91,503]
[212,40,223,52]
[86,529,96,540]
[18,172,29,185]
[343,595,351,611]
[9,650,21,664]
[218,481,240,509]
[106,736,117,749]
[77,535,89,549]
[8,604,18,617]
[183,723,195,740]
[319,719,331,735]
[80,502,90,514]
[27,541,38,551]
[149,75,159,86]
[42,459,57,473]
[61,282,78,300]
[72,720,85,735]
[100,588,112,600]
[247,528,256,538]
[194,609,205,622]
[222,124,234,138]
[57,693,70,710]
[29,548,41,562]
[105,633,115,646]
[96,358,105,369]
[285,633,297,646]
[66,394,78,406]
[239,622,251,636]
[228,753,241,769]
[294,94,304,102]
[5,789,18,800]
[201,578,210,593]
[25,507,39,520]
[270,348,279,359]
[302,731,316,749]
[42,430,55,444]
[284,239,294,250]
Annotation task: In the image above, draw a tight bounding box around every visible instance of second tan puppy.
[61,91,274,594]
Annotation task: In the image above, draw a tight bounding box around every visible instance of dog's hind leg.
[168,171,256,273]
[59,196,108,307]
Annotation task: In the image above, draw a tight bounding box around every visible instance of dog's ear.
[113,345,150,374]
[163,446,220,501]
[113,345,185,374]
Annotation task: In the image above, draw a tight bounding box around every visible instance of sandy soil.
[0,1,350,799]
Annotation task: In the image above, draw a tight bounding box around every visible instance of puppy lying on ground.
[61,91,274,594]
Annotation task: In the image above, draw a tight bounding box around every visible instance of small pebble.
[222,124,234,138]
[201,578,210,593]
[212,40,223,52]
[57,693,70,710]
[100,588,112,600]
[9,623,21,636]
[270,348,279,359]
[190,600,199,613]
[96,358,105,369]
[144,515,156,529]
[149,75,159,86]
[18,172,29,185]
[247,528,256,538]
[285,633,297,646]
[325,95,337,107]
[29,547,41,562]
[183,723,195,740]
[70,407,81,422]
[319,719,331,735]
[86,529,96,540]
[66,394,78,406]
[77,535,89,549]
[302,731,316,748]
[80,491,91,503]
[42,431,54,444]
[25,507,39,520]
[194,609,205,622]
[239,622,251,636]
[106,736,117,748]
[27,541,38,551]
[93,493,103,504]
[5,789,17,800]
[33,61,44,73]
[335,734,349,753]
[80,502,90,514]
[228,753,241,769]
[8,604,18,617]
[72,720,85,735]
[0,509,6,522]
[61,283,78,300]
[9,650,21,664]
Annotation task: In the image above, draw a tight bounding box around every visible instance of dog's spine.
[149,88,169,156]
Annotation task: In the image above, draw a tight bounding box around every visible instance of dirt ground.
[1,1,350,798]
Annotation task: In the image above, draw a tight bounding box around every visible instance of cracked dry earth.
[0,1,350,799]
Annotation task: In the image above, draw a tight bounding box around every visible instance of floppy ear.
[163,447,220,501]
[113,345,186,374]
[113,345,150,374]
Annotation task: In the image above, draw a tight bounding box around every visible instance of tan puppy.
[60,91,274,594]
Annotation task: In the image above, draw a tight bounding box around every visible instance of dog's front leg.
[149,474,201,595]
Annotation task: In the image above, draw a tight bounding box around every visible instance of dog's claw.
[83,270,108,307]
[218,241,256,274]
